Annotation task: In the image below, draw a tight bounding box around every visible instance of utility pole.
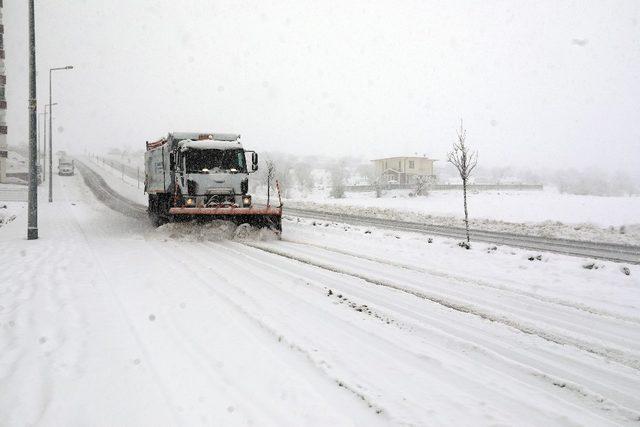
[48,66,72,203]
[0,0,7,183]
[27,0,38,239]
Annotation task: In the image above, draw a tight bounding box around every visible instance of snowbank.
[0,203,21,228]
[279,190,640,245]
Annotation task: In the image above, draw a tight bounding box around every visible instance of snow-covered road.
[1,170,639,426]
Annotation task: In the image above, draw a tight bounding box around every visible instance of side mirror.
[252,152,258,172]
[169,152,175,170]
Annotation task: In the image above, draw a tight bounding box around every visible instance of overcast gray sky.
[5,0,640,171]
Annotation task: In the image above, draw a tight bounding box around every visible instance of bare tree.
[330,163,346,199]
[414,175,435,196]
[373,179,382,198]
[265,160,276,206]
[294,162,315,193]
[447,120,478,245]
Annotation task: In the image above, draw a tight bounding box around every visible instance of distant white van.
[58,159,74,176]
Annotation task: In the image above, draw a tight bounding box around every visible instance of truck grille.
[206,187,233,195]
[205,194,237,207]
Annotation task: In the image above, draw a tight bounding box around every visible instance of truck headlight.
[242,195,251,207]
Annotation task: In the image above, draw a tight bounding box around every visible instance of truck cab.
[172,137,257,208]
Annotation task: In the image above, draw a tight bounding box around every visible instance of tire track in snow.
[223,241,640,423]
[272,240,640,356]
[75,160,147,219]
[241,241,640,372]
[138,242,326,425]
[282,238,640,326]
[155,240,390,419]
[198,241,586,425]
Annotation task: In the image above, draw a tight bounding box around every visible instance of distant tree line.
[250,151,638,199]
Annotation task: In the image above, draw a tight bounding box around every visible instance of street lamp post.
[48,66,73,203]
[39,102,56,183]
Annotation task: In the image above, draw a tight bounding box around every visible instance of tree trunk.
[463,177,470,243]
[267,178,271,207]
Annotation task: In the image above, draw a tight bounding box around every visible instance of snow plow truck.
[144,132,282,232]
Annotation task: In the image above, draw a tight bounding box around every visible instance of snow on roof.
[170,132,240,142]
[178,139,243,151]
[371,156,436,161]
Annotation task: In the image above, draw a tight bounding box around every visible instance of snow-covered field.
[291,188,640,228]
[1,165,639,425]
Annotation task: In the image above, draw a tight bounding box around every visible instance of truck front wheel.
[148,194,166,227]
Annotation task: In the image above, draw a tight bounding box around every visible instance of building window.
[398,161,401,171]
[409,160,414,169]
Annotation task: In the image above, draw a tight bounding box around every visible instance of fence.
[0,187,27,202]
[90,155,142,189]
[343,183,544,192]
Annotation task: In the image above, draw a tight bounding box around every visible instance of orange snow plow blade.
[168,206,282,232]
[168,206,281,216]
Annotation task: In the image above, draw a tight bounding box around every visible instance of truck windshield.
[185,149,246,173]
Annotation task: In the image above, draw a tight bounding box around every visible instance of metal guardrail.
[89,155,143,188]
[344,183,544,192]
[0,188,27,202]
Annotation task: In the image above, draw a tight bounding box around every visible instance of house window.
[409,160,414,169]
